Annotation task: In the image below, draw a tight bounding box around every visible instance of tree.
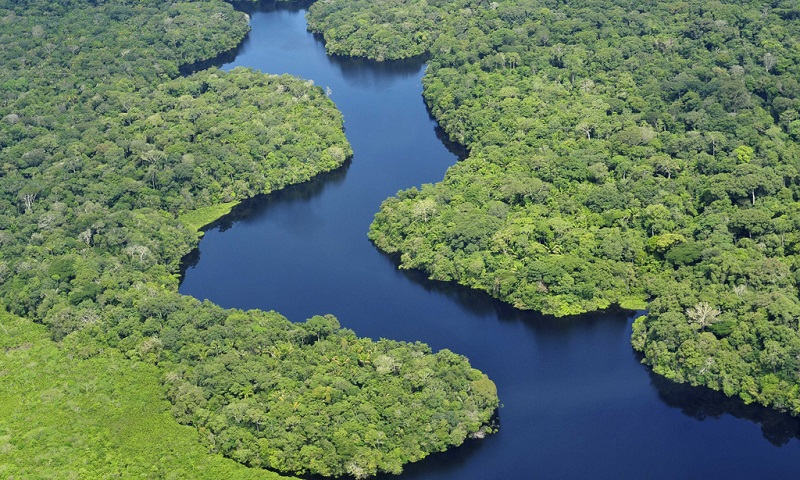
[642,204,673,236]
[20,192,37,213]
[650,154,682,179]
[304,314,340,342]
[686,302,721,331]
[731,163,782,205]
[763,52,777,73]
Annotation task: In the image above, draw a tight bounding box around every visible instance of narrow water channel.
[180,4,800,479]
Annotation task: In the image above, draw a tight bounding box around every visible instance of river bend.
[180,4,800,479]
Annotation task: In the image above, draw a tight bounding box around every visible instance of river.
[179,3,800,478]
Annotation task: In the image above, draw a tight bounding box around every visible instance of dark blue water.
[180,5,800,479]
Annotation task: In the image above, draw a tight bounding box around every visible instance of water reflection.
[180,2,800,478]
[230,0,314,14]
[212,160,350,232]
[650,372,800,447]
[179,159,351,278]
[324,52,429,86]
[179,40,249,75]
[388,254,637,328]
[433,122,468,160]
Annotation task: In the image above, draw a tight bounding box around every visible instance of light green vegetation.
[0,309,290,479]
[180,201,239,236]
[0,0,498,477]
[306,0,800,414]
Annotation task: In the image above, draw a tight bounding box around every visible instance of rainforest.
[3,0,800,478]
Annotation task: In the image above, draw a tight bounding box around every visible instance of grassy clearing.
[179,201,240,236]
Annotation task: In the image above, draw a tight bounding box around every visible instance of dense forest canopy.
[305,0,800,415]
[7,0,800,474]
[0,0,499,477]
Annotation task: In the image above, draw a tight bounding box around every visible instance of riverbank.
[180,3,800,479]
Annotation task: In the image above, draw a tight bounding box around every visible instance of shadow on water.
[375,439,487,480]
[212,158,351,231]
[649,371,800,447]
[180,1,315,76]
[433,122,468,160]
[323,48,430,84]
[178,1,800,478]
[229,0,315,14]
[298,424,494,480]
[379,247,637,329]
[179,38,249,76]
[184,0,432,83]
[404,254,800,452]
[178,159,351,278]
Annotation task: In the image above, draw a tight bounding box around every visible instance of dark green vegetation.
[306,0,800,414]
[164,310,497,477]
[0,0,498,477]
[307,0,438,60]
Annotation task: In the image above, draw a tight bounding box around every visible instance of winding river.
[180,3,800,478]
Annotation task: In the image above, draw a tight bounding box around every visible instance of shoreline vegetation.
[9,0,800,475]
[0,0,498,478]
[303,0,800,416]
[180,201,240,237]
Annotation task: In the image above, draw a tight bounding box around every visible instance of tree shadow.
[178,159,351,280]
[323,47,429,85]
[376,248,638,329]
[383,248,800,448]
[179,1,315,76]
[297,412,498,480]
[649,370,800,447]
[179,39,249,76]
[231,0,316,14]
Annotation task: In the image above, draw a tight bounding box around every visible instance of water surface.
[181,5,800,479]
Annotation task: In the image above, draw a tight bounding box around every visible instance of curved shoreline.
[181,1,800,478]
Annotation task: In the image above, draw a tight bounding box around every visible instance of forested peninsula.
[306,0,800,416]
[0,1,498,478]
[7,0,800,475]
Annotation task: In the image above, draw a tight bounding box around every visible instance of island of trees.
[306,0,800,416]
[0,0,498,478]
